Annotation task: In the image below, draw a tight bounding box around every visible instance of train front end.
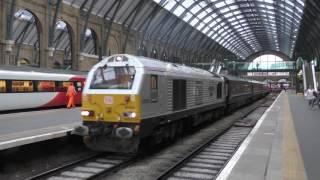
[79,55,142,153]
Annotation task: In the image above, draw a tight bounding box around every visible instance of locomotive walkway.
[217,91,320,180]
[0,108,81,150]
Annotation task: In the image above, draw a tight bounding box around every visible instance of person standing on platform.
[305,86,315,106]
[66,83,77,109]
[312,88,320,109]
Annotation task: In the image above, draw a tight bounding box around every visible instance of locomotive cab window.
[150,75,158,102]
[0,80,6,93]
[90,66,135,89]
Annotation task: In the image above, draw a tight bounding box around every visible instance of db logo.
[104,96,113,104]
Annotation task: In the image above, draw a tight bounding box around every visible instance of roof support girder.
[79,0,97,52]
[48,0,62,48]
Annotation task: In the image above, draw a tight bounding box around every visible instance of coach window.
[12,80,33,92]
[56,81,72,92]
[76,81,82,92]
[0,80,6,93]
[38,81,55,92]
[150,75,158,102]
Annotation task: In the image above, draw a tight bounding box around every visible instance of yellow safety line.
[283,93,307,180]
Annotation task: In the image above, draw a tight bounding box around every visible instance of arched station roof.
[63,0,305,60]
[63,0,237,59]
[153,0,305,59]
[9,0,312,65]
[294,0,320,60]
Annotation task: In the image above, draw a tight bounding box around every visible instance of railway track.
[156,96,275,180]
[157,127,251,180]
[27,95,277,180]
[28,153,136,180]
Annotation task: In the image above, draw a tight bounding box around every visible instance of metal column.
[311,58,318,91]
[302,60,307,91]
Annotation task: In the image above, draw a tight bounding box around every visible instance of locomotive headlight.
[123,112,137,118]
[81,110,94,117]
[130,112,137,118]
[116,56,123,61]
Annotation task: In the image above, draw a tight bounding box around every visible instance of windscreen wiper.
[98,64,108,82]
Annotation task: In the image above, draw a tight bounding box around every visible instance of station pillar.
[0,0,15,66]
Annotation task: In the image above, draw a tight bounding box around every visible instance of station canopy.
[63,0,305,60]
[57,0,305,59]
[153,0,305,59]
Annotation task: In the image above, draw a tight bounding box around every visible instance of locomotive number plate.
[104,96,113,104]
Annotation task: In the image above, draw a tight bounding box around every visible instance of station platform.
[217,91,320,180]
[0,108,81,150]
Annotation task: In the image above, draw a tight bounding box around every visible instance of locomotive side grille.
[203,81,216,104]
[186,80,195,108]
[202,81,210,104]
[194,81,203,105]
[187,80,220,108]
[169,79,223,111]
[167,79,173,112]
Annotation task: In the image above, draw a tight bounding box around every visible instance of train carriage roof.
[0,65,86,81]
[0,65,86,75]
[222,74,266,85]
[220,74,250,82]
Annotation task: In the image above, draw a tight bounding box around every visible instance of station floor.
[218,91,320,180]
[0,108,81,150]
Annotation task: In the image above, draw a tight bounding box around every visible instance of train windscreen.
[90,66,135,89]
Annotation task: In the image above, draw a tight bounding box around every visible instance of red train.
[0,66,86,111]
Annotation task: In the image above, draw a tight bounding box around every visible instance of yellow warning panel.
[283,93,307,180]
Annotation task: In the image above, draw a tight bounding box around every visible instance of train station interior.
[0,0,320,179]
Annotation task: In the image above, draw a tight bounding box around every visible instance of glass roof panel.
[182,0,195,8]
[203,26,210,33]
[173,6,185,16]
[163,0,176,10]
[182,12,193,22]
[197,22,205,30]
[190,18,199,26]
[199,10,208,19]
[215,1,226,8]
[190,5,201,14]
[220,8,229,14]
[206,31,212,37]
[203,16,213,23]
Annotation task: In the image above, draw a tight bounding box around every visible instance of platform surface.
[218,91,320,180]
[0,108,81,150]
